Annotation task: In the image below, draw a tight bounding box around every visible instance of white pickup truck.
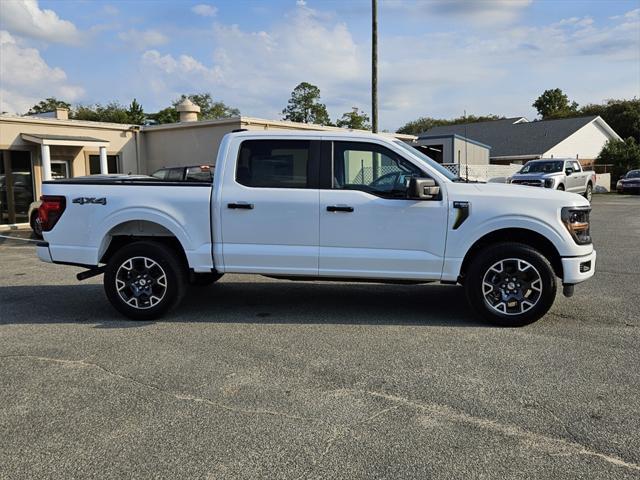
[36,131,596,326]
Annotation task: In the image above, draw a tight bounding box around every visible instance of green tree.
[396,114,504,135]
[148,107,179,124]
[27,98,71,115]
[72,102,131,123]
[532,88,579,119]
[596,137,640,179]
[173,93,240,120]
[127,98,145,125]
[336,108,371,130]
[579,99,640,141]
[282,82,331,125]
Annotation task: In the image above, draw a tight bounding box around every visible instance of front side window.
[333,141,424,198]
[237,140,310,188]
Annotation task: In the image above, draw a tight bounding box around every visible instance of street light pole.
[371,0,378,133]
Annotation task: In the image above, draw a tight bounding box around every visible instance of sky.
[1,0,639,131]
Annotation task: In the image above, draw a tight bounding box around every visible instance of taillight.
[38,195,66,232]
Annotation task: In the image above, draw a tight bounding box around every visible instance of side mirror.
[408,177,440,200]
[565,167,573,176]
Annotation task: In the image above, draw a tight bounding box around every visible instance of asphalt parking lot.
[1,194,639,479]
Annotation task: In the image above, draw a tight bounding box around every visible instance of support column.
[99,146,108,174]
[41,144,52,181]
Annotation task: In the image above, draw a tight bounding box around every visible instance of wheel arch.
[98,220,189,268]
[459,228,563,281]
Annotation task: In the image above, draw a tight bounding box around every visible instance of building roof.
[21,133,110,147]
[419,115,614,158]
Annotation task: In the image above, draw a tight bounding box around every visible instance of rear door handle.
[326,205,354,213]
[228,202,254,210]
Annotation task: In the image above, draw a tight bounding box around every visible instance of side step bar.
[77,266,106,281]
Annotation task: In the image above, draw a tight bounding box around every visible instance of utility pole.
[371,0,378,133]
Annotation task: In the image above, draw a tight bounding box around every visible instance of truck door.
[319,140,448,280]
[570,160,585,192]
[219,139,320,275]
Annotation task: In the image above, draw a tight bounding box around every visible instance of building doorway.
[0,150,34,225]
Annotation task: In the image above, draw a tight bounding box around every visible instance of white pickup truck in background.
[36,131,596,326]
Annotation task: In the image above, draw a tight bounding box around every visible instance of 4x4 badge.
[73,197,107,205]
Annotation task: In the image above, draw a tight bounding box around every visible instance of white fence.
[442,163,521,183]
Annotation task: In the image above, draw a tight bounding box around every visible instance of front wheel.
[465,243,557,327]
[104,241,187,320]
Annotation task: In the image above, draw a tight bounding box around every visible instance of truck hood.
[447,181,589,207]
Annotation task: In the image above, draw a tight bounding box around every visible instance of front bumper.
[561,250,596,284]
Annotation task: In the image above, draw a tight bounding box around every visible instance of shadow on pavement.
[0,281,488,328]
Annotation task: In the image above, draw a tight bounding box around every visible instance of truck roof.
[227,129,406,142]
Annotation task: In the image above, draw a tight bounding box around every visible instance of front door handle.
[228,202,254,210]
[326,205,354,213]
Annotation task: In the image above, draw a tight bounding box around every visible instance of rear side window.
[185,166,213,182]
[152,169,169,180]
[166,168,184,181]
[237,140,310,188]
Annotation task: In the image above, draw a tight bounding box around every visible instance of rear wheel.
[465,243,557,327]
[104,241,187,320]
[584,183,593,202]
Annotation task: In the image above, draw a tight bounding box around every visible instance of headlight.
[561,206,591,245]
[544,178,555,188]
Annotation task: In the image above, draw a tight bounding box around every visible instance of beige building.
[0,106,414,229]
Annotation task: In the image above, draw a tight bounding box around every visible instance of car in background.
[616,169,640,194]
[151,165,213,183]
[507,159,595,201]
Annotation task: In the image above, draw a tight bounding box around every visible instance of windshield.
[626,170,640,178]
[519,161,564,174]
[393,141,457,181]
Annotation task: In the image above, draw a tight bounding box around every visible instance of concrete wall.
[142,118,242,174]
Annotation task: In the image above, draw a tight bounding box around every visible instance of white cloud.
[0,0,80,45]
[192,4,218,17]
[0,31,84,114]
[137,3,640,129]
[119,29,169,50]
[385,0,533,26]
[296,0,307,6]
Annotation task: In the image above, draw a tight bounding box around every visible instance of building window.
[236,140,310,188]
[89,155,120,174]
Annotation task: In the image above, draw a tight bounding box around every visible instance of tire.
[465,242,557,327]
[104,241,187,320]
[557,184,565,191]
[584,183,593,202]
[190,272,223,286]
[30,211,43,239]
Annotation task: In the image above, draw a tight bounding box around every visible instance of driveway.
[1,194,639,479]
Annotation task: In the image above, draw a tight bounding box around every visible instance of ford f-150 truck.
[508,158,596,201]
[36,131,596,326]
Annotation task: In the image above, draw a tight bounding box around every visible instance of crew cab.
[36,131,596,326]
[508,159,596,201]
